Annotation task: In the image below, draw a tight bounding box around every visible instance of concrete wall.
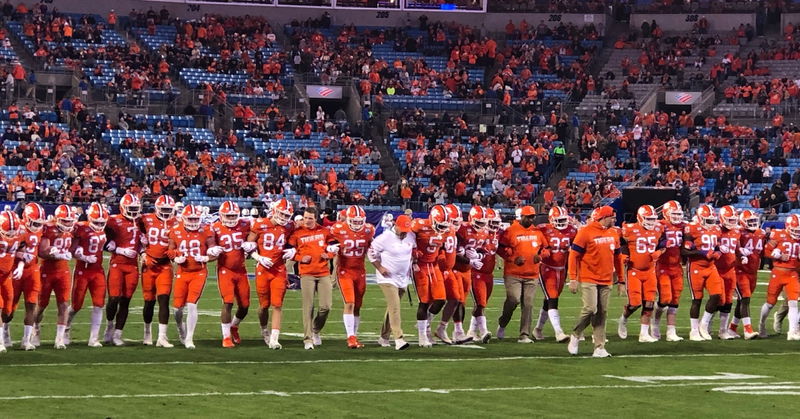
[630,13,754,33]
[53,0,604,31]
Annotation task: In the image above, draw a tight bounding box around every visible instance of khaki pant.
[379,284,405,341]
[498,275,539,338]
[301,275,334,344]
[572,282,611,349]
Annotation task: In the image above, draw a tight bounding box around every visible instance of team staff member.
[288,206,337,350]
[369,215,415,351]
[567,206,622,358]
[497,206,548,343]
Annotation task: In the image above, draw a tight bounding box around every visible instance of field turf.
[2,263,800,418]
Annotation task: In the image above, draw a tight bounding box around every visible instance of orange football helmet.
[719,205,738,230]
[662,200,684,225]
[181,205,202,231]
[445,204,462,229]
[430,204,450,234]
[86,202,109,232]
[786,214,800,240]
[469,206,488,231]
[637,205,658,230]
[486,208,500,232]
[696,204,716,228]
[23,202,46,232]
[271,199,293,226]
[120,193,141,220]
[549,206,569,230]
[219,200,240,228]
[346,205,366,232]
[0,210,20,240]
[739,210,760,231]
[155,195,176,221]
[337,209,347,222]
[54,204,77,232]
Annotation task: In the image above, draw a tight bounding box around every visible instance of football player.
[729,210,763,339]
[328,205,374,349]
[168,205,220,349]
[467,207,500,342]
[36,204,76,349]
[682,204,723,341]
[104,194,143,346]
[758,214,800,340]
[245,199,295,349]
[434,204,465,345]
[7,203,46,350]
[211,201,251,348]
[618,205,664,343]
[0,210,21,353]
[652,200,685,341]
[410,205,449,347]
[533,206,577,343]
[715,205,742,339]
[139,195,178,347]
[454,206,490,343]
[68,203,108,347]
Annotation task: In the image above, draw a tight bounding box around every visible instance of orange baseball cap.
[593,206,615,221]
[520,206,536,216]
[395,215,413,232]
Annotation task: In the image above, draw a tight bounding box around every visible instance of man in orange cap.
[497,206,549,343]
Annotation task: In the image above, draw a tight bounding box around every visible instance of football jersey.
[17,227,42,269]
[140,214,177,261]
[0,235,20,275]
[212,219,251,273]
[288,224,332,277]
[475,232,499,274]
[538,223,578,268]
[411,219,445,264]
[764,229,800,270]
[106,214,141,265]
[72,222,107,271]
[715,227,740,272]
[737,228,766,274]
[684,222,721,269]
[251,218,293,262]
[168,224,213,272]
[328,221,375,271]
[622,222,664,270]
[658,220,685,267]
[40,224,72,272]
[438,227,458,271]
[499,221,548,278]
[454,223,491,272]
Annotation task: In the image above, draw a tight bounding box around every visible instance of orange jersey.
[622,222,664,270]
[438,228,458,271]
[454,223,491,272]
[411,219,445,264]
[212,219,252,272]
[765,229,800,270]
[0,236,20,275]
[715,227,741,272]
[288,224,332,277]
[683,223,721,269]
[139,214,177,260]
[658,220,685,267]
[251,218,293,262]
[71,222,107,271]
[17,227,41,268]
[738,228,766,274]
[568,221,621,285]
[499,221,548,279]
[476,232,499,274]
[538,223,577,268]
[328,221,375,271]
[168,225,213,272]
[106,214,141,265]
[40,224,72,272]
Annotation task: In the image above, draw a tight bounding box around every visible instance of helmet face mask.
[551,216,568,230]
[272,210,291,226]
[662,200,684,224]
[182,205,201,231]
[640,215,658,230]
[220,201,240,228]
[346,205,366,232]
[156,205,174,221]
[55,205,76,232]
[57,216,76,232]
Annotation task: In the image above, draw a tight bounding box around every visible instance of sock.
[759,303,773,329]
[354,316,360,335]
[731,316,741,326]
[690,318,699,330]
[186,303,198,342]
[270,329,280,340]
[454,322,465,336]
[67,307,76,327]
[667,325,677,335]
[478,316,488,334]
[742,316,751,326]
[788,300,799,334]
[56,324,66,341]
[701,311,714,329]
[438,320,447,330]
[343,313,355,337]
[232,316,242,327]
[261,326,270,338]
[535,308,548,329]
[22,325,32,343]
[548,309,563,334]
[174,307,184,327]
[640,323,650,337]
[469,316,478,333]
[158,323,168,338]
[221,322,231,339]
[718,312,730,334]
[90,307,103,339]
[114,329,123,340]
[144,322,152,337]
[620,313,628,324]
[417,320,427,340]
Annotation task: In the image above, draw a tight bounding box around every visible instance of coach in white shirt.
[368,215,415,350]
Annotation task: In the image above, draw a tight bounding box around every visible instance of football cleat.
[347,336,364,349]
[184,340,196,350]
[517,336,533,344]
[143,327,153,346]
[156,337,174,348]
[650,324,662,340]
[788,331,800,341]
[112,330,125,346]
[268,337,282,350]
[435,325,453,345]
[453,330,473,345]
[532,328,545,341]
[54,337,66,350]
[222,337,235,348]
[87,338,103,348]
[0,343,5,353]
[718,330,736,340]
[759,328,769,339]
[666,330,684,342]
[555,331,570,343]
[592,348,612,358]
[726,328,742,339]
[496,326,505,340]
[480,331,492,344]
[231,326,241,345]
[104,323,114,344]
[304,342,315,350]
[698,327,712,341]
[689,329,705,341]
[22,342,35,351]
[567,334,579,355]
[395,338,410,350]
[744,330,759,340]
[639,334,658,343]
[32,325,41,347]
[418,334,433,348]
[377,337,391,348]
[312,333,322,346]
[617,316,628,339]
[2,325,10,347]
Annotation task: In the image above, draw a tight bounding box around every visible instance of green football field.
[3,263,800,417]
